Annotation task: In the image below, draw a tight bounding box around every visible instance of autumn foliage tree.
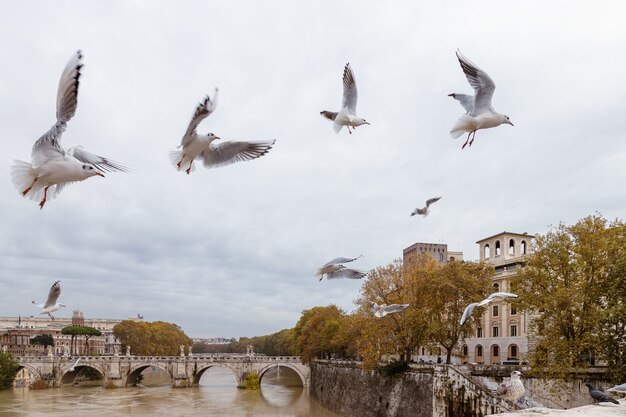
[113,321,192,356]
[293,305,352,364]
[512,214,626,382]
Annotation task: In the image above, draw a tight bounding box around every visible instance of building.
[403,241,463,265]
[460,231,533,365]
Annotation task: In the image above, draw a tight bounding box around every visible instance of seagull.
[410,196,442,217]
[607,383,626,396]
[10,51,128,209]
[69,357,80,372]
[449,50,513,149]
[584,382,620,405]
[316,255,365,281]
[320,63,369,134]
[496,371,525,402]
[371,302,410,318]
[32,280,66,321]
[459,292,518,325]
[170,89,275,174]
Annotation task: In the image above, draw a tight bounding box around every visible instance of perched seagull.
[459,292,518,325]
[170,89,275,174]
[32,281,66,321]
[69,358,80,372]
[320,63,369,134]
[410,196,442,217]
[371,302,410,318]
[449,50,513,149]
[315,255,362,281]
[496,371,525,402]
[10,51,128,209]
[585,382,620,405]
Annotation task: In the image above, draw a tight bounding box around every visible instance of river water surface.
[0,366,339,417]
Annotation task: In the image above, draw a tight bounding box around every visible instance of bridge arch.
[127,363,173,386]
[257,363,306,387]
[60,365,105,385]
[192,364,239,386]
[15,364,43,386]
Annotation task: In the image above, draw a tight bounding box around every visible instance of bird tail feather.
[450,115,473,139]
[168,150,195,172]
[332,121,343,134]
[10,160,45,201]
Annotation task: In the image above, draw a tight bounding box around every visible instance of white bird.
[371,302,410,318]
[459,292,518,325]
[69,358,80,372]
[170,89,275,174]
[449,50,513,149]
[410,196,442,217]
[320,63,370,134]
[10,51,128,209]
[496,371,525,402]
[32,281,66,321]
[315,255,363,281]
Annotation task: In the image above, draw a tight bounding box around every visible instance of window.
[510,325,518,337]
[493,283,500,291]
[492,345,500,357]
[492,326,499,337]
[476,345,483,357]
[495,240,501,256]
[462,345,468,356]
[521,240,527,255]
[508,239,515,256]
[477,327,483,338]
[493,305,499,317]
[484,244,490,259]
[510,305,517,315]
[439,253,444,261]
[509,345,518,359]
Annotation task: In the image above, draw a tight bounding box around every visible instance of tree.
[61,326,102,355]
[113,321,192,356]
[512,214,626,381]
[422,260,494,364]
[30,334,54,348]
[0,351,19,390]
[293,305,351,364]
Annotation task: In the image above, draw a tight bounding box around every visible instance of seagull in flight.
[459,292,518,325]
[320,63,370,134]
[410,196,442,217]
[316,255,366,281]
[32,280,66,321]
[10,51,128,209]
[69,358,80,372]
[170,88,275,174]
[371,302,410,318]
[449,50,513,149]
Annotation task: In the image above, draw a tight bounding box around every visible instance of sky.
[0,1,625,338]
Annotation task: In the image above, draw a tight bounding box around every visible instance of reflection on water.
[0,366,339,417]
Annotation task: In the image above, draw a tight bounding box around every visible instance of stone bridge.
[16,353,310,388]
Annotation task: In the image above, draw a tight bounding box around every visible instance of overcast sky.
[1,1,624,338]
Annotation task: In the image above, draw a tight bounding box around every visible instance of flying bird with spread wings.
[169,88,275,174]
[316,255,366,281]
[10,51,128,209]
[449,50,513,149]
[459,292,518,325]
[410,196,442,217]
[371,303,410,318]
[320,63,370,134]
[32,280,66,321]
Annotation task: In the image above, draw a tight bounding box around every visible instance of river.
[0,366,340,416]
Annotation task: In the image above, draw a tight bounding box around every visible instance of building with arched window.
[461,231,533,365]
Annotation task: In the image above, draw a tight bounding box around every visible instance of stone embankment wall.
[311,361,512,417]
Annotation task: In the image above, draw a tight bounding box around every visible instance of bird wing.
[496,382,511,397]
[322,255,362,268]
[43,281,61,309]
[201,140,275,169]
[327,268,366,280]
[448,93,474,113]
[459,302,478,325]
[425,196,442,208]
[382,304,410,316]
[31,51,83,167]
[410,207,427,216]
[487,292,519,301]
[182,88,218,146]
[341,63,358,114]
[69,146,128,172]
[590,389,618,403]
[320,111,338,121]
[455,50,496,114]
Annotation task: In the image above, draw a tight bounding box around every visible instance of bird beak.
[365,121,370,125]
[95,172,105,177]
[508,121,514,126]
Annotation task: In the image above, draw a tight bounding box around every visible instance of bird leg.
[177,154,186,168]
[186,161,193,175]
[462,131,472,149]
[39,186,50,209]
[22,177,39,196]
[48,313,55,321]
[469,130,477,147]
